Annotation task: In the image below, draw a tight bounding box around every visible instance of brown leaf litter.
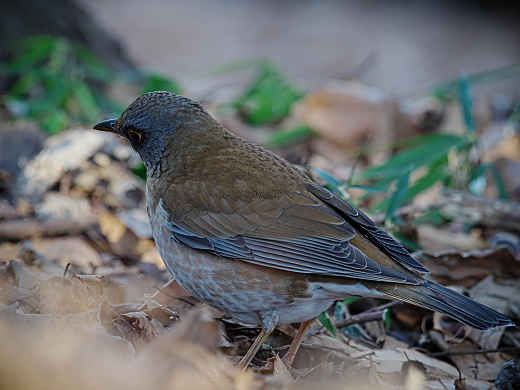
[0,123,518,389]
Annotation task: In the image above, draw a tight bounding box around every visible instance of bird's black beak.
[93,118,118,133]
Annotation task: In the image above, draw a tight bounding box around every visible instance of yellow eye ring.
[128,129,143,144]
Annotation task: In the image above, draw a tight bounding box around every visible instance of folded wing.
[161,181,423,284]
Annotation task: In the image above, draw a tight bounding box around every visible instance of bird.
[94,91,513,369]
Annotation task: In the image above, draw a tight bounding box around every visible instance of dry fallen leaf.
[136,306,259,390]
[448,340,511,382]
[455,378,496,390]
[31,237,101,269]
[417,225,487,253]
[294,81,392,154]
[0,242,21,262]
[481,123,520,163]
[273,354,295,384]
[98,211,142,261]
[39,275,105,314]
[469,276,519,319]
[0,114,516,389]
[417,247,520,288]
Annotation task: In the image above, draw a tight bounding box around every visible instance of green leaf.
[383,309,391,330]
[404,156,449,201]
[46,38,68,74]
[7,71,38,97]
[72,82,101,122]
[457,76,475,133]
[431,64,520,98]
[28,95,66,119]
[132,164,147,181]
[317,312,336,337]
[385,172,410,222]
[360,134,468,181]
[142,73,182,94]
[371,156,449,214]
[348,183,391,193]
[3,35,124,133]
[8,36,56,71]
[266,125,314,147]
[29,75,70,117]
[41,110,68,134]
[413,208,448,226]
[234,63,303,125]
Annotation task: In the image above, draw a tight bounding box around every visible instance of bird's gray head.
[93,91,211,172]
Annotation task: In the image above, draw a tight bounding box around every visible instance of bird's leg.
[282,318,314,368]
[238,326,275,370]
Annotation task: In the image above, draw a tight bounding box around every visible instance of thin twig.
[335,301,401,328]
[366,301,401,313]
[335,311,386,328]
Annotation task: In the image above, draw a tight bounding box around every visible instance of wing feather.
[306,183,429,274]
[158,178,425,284]
[162,204,418,284]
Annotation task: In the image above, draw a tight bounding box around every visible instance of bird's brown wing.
[306,183,429,274]
[159,180,422,284]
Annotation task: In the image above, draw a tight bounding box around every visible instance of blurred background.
[82,0,520,95]
[1,1,520,389]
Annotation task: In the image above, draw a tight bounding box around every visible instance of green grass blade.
[457,76,475,133]
[8,36,56,70]
[371,157,449,214]
[360,134,467,181]
[8,71,38,97]
[317,312,336,337]
[432,64,520,98]
[73,82,102,122]
[403,156,449,201]
[348,183,391,193]
[132,164,147,181]
[385,172,410,222]
[41,110,68,134]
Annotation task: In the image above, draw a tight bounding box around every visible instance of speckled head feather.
[113,91,213,171]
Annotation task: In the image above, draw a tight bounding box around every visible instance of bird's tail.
[377,280,514,330]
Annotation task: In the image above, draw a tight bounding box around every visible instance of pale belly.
[148,198,385,327]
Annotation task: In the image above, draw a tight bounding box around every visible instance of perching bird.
[94,91,513,368]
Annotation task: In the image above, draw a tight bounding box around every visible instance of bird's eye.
[127,129,143,144]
